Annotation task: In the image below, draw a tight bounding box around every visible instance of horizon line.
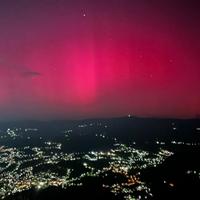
[0,115,199,123]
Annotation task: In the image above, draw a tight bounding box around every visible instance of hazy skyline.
[0,0,200,120]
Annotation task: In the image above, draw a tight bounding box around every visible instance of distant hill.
[0,116,200,142]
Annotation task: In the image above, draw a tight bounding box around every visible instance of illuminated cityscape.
[0,117,200,199]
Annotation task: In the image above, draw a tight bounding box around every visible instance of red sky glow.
[0,0,200,120]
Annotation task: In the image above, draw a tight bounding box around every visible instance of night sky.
[0,0,200,120]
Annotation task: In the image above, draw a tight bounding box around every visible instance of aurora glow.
[0,0,200,120]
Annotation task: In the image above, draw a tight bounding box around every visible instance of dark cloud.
[0,59,42,78]
[21,71,42,78]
